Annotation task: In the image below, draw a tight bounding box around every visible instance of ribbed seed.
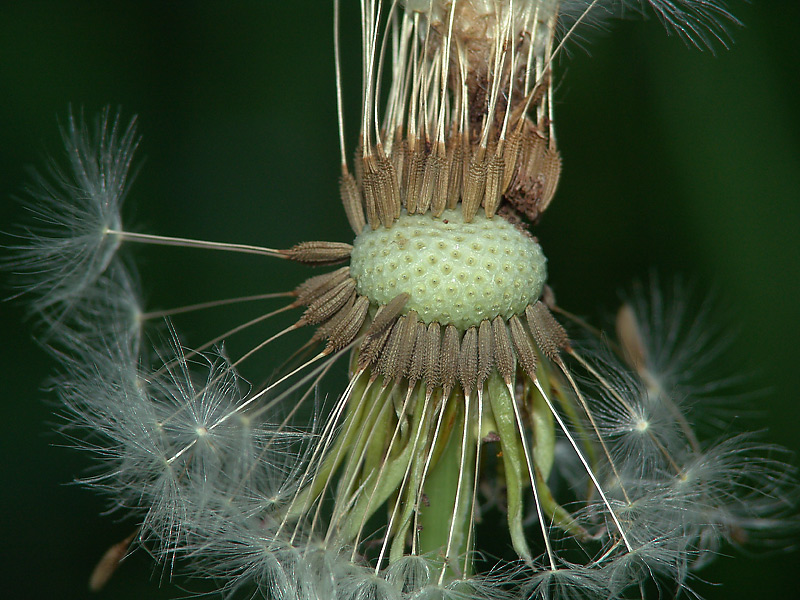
[540,148,562,214]
[524,131,547,179]
[509,315,538,381]
[294,266,351,306]
[326,295,370,352]
[392,134,408,196]
[401,136,416,206]
[433,151,451,217]
[313,294,355,342]
[365,293,410,339]
[340,171,366,234]
[422,142,449,216]
[377,316,409,382]
[405,142,426,214]
[354,137,364,187]
[458,326,478,396]
[462,146,487,222]
[477,319,495,389]
[502,129,523,192]
[418,149,437,215]
[361,153,382,230]
[407,321,427,387]
[446,134,464,209]
[492,316,515,384]
[394,311,419,382]
[302,278,356,325]
[526,301,569,360]
[424,321,442,390]
[484,147,505,217]
[282,241,353,265]
[440,324,460,396]
[505,130,551,221]
[359,323,393,370]
[377,146,401,223]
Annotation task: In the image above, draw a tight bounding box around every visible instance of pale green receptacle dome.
[350,208,547,331]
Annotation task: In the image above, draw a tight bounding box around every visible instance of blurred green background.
[1,2,798,598]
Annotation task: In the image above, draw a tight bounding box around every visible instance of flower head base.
[350,208,547,330]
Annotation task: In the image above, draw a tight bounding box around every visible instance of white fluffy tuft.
[6,107,137,321]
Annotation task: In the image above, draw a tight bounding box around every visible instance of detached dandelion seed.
[5,2,797,600]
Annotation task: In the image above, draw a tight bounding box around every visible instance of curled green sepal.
[338,383,430,544]
[528,372,590,540]
[487,371,532,563]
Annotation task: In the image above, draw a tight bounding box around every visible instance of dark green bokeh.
[1,2,797,598]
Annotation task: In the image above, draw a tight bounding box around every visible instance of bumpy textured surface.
[350,208,547,331]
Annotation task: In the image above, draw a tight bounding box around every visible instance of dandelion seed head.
[522,565,610,600]
[578,356,685,475]
[39,265,145,359]
[8,2,797,599]
[384,554,435,593]
[617,278,752,437]
[336,563,403,600]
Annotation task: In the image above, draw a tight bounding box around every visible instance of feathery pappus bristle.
[5,107,138,320]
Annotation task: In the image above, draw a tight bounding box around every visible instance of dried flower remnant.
[5,2,795,600]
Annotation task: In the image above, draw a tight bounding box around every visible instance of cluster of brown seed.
[286,254,570,396]
[357,298,570,397]
[340,114,562,235]
[338,1,562,235]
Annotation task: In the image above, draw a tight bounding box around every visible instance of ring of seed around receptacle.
[349,208,547,331]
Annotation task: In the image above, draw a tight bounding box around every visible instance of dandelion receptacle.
[3,2,798,600]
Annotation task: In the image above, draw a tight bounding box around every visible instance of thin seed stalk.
[388,384,433,564]
[285,373,374,520]
[527,368,589,538]
[548,365,600,488]
[418,390,476,578]
[339,383,429,542]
